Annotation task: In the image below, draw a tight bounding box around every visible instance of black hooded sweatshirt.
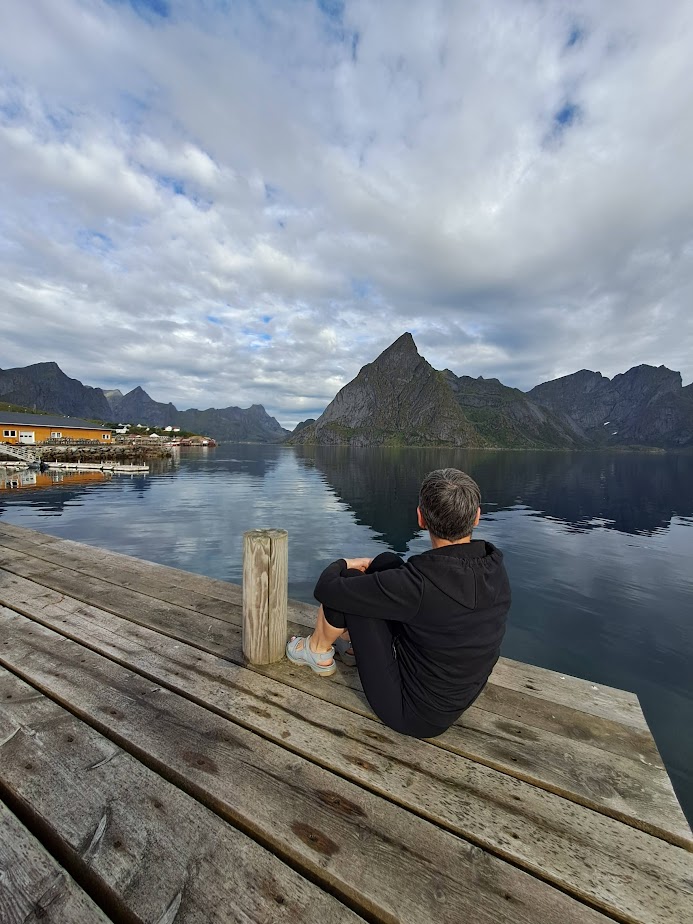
[313,541,511,728]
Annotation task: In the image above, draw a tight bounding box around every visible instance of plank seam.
[0,775,132,924]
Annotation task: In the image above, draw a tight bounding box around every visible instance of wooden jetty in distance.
[0,521,691,924]
[42,461,150,474]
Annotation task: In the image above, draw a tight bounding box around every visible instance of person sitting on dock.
[286,468,511,738]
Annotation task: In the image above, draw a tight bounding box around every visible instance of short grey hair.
[418,469,481,541]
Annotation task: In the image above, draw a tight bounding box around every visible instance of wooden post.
[242,528,288,665]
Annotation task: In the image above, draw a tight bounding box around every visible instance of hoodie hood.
[408,540,503,610]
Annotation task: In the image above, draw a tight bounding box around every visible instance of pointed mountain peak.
[380,332,418,355]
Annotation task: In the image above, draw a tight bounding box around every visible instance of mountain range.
[2,336,691,448]
[0,362,288,443]
[289,333,693,449]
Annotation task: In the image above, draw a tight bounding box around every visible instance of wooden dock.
[0,521,691,924]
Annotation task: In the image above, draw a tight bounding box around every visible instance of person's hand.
[344,557,373,572]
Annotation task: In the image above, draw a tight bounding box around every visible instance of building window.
[102,433,111,440]
[3,429,17,438]
[50,431,62,439]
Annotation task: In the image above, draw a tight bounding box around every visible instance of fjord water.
[2,445,692,824]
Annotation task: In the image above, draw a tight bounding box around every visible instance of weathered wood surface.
[0,522,649,728]
[0,669,361,924]
[0,801,111,924]
[0,529,660,757]
[0,549,685,848]
[1,606,693,924]
[242,528,288,664]
[0,617,611,924]
[1,522,692,924]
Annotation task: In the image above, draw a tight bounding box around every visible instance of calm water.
[2,445,692,823]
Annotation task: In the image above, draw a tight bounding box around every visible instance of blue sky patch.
[554,102,580,129]
[318,0,359,55]
[112,0,170,20]
[261,315,272,324]
[155,173,185,195]
[350,277,372,299]
[318,0,345,22]
[206,315,222,325]
[76,229,114,254]
[0,95,22,122]
[565,25,585,49]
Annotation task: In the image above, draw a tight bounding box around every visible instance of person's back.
[288,468,511,738]
[389,539,510,730]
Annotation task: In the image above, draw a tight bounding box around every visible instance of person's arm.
[314,559,423,622]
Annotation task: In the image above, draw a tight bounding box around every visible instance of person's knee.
[367,552,403,573]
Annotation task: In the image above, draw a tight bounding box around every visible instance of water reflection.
[295,447,693,550]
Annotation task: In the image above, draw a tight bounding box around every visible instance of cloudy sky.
[1,0,691,427]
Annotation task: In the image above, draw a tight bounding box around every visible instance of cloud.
[0,0,692,427]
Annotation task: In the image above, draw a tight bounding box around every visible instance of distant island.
[2,333,692,449]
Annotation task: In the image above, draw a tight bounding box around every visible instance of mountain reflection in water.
[295,447,693,550]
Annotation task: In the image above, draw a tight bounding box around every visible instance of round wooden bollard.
[242,528,288,665]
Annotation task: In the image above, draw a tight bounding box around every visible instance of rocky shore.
[37,444,172,464]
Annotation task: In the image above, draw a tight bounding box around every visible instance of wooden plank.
[489,657,647,731]
[1,607,691,924]
[472,680,663,766]
[0,619,611,924]
[0,528,315,626]
[0,669,361,924]
[0,801,111,924]
[0,527,242,623]
[0,553,237,653]
[0,562,678,836]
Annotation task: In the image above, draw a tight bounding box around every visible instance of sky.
[1,0,692,428]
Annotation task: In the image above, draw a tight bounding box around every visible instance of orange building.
[0,412,113,445]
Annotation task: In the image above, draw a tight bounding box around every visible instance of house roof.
[0,412,111,430]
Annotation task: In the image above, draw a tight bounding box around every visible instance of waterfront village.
[0,409,216,490]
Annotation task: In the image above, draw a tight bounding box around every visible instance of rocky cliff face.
[111,386,179,427]
[0,362,112,420]
[443,371,586,448]
[289,333,586,448]
[289,334,484,447]
[177,404,288,442]
[102,389,124,410]
[109,385,288,441]
[528,365,692,448]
